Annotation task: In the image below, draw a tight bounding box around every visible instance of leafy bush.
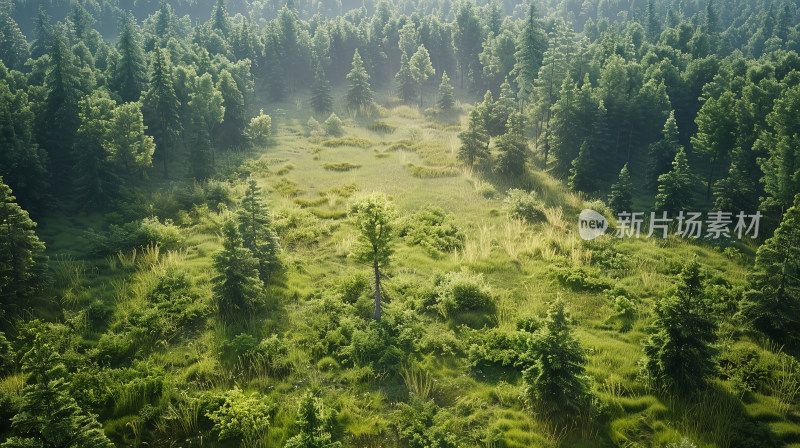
[147,267,208,332]
[309,209,348,220]
[247,110,272,146]
[86,217,183,256]
[551,264,612,292]
[398,206,464,255]
[385,141,413,152]
[323,162,362,171]
[294,197,328,207]
[272,178,304,197]
[463,327,529,369]
[434,270,494,317]
[336,272,371,304]
[504,189,546,222]
[206,388,271,444]
[367,121,396,134]
[273,208,331,248]
[324,113,344,137]
[319,183,360,198]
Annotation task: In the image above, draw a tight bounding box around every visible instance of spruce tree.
[494,113,528,178]
[410,44,435,108]
[310,64,333,115]
[211,0,230,37]
[691,91,736,198]
[2,337,113,448]
[213,220,263,321]
[189,73,225,164]
[608,163,633,214]
[457,108,490,168]
[216,70,247,150]
[346,49,373,114]
[0,177,46,310]
[741,194,800,346]
[655,148,693,214]
[237,180,280,283]
[523,300,591,421]
[647,111,682,190]
[396,52,417,104]
[713,148,757,212]
[143,48,181,178]
[112,14,147,103]
[437,71,455,112]
[0,10,29,71]
[350,193,396,321]
[74,91,120,210]
[283,392,341,448]
[512,0,546,105]
[642,259,717,395]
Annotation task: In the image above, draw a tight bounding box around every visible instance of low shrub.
[324,113,344,137]
[551,264,612,293]
[319,183,360,198]
[367,121,396,134]
[273,208,331,248]
[463,327,530,369]
[504,189,546,222]
[384,141,413,152]
[294,197,328,208]
[434,270,494,317]
[272,178,304,197]
[86,217,184,256]
[321,137,372,148]
[398,206,464,255]
[323,162,362,172]
[309,209,348,220]
[406,164,460,178]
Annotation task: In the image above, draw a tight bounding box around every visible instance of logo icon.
[578,209,608,241]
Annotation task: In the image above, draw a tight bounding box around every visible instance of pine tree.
[324,113,343,137]
[647,111,682,190]
[30,7,52,60]
[512,1,546,106]
[112,14,147,103]
[453,0,483,89]
[523,300,591,421]
[457,109,490,168]
[494,113,528,178]
[350,193,396,321]
[74,91,119,210]
[283,392,341,448]
[216,70,247,150]
[741,194,800,346]
[713,148,757,212]
[0,177,45,310]
[310,64,333,115]
[410,44,435,108]
[2,337,113,448]
[549,77,596,178]
[189,73,225,164]
[346,49,373,114]
[437,71,455,112]
[646,0,662,42]
[642,259,717,395]
[213,220,263,321]
[655,148,693,214]
[692,91,736,199]
[395,52,417,104]
[608,163,633,214]
[105,102,155,179]
[569,102,610,193]
[759,84,800,216]
[143,48,181,178]
[0,10,29,71]
[211,0,230,37]
[237,180,280,283]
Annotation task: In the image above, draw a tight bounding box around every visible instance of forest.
[2,0,800,446]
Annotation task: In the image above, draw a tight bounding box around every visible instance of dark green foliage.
[436,71,455,112]
[393,395,457,448]
[608,163,633,214]
[523,300,591,421]
[396,52,417,104]
[655,148,694,213]
[741,194,800,346]
[551,264,612,293]
[0,10,29,71]
[2,337,114,448]
[457,109,489,168]
[0,331,14,375]
[346,49,373,114]
[237,180,281,283]
[512,1,546,103]
[213,220,264,321]
[142,48,181,178]
[310,65,333,115]
[494,112,528,178]
[434,270,494,317]
[642,259,718,395]
[503,189,545,222]
[464,327,530,369]
[112,14,147,103]
[74,90,119,210]
[283,392,341,448]
[647,112,682,190]
[398,205,464,255]
[759,83,800,215]
[85,216,183,255]
[215,70,247,149]
[0,178,45,310]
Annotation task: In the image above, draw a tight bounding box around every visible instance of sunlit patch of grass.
[272,178,304,197]
[323,162,362,172]
[406,163,460,178]
[321,137,372,148]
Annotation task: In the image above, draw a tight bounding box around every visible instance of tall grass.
[401,362,433,401]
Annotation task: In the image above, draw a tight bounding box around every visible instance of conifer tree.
[512,1,546,105]
[346,49,373,114]
[494,113,528,178]
[713,148,757,212]
[608,163,633,214]
[2,337,113,448]
[213,220,263,321]
[646,0,662,42]
[410,44,435,108]
[105,102,155,179]
[569,102,610,193]
[642,259,717,394]
[0,10,29,71]
[437,71,455,112]
[324,113,343,137]
[523,300,591,420]
[310,64,333,115]
[457,109,490,168]
[211,0,230,37]
[647,112,682,190]
[692,91,736,198]
[741,194,800,346]
[237,180,280,283]
[655,148,693,214]
[396,52,417,104]
[30,7,52,60]
[350,193,396,321]
[759,84,800,215]
[283,392,341,448]
[216,70,247,150]
[189,73,224,164]
[0,177,46,310]
[112,14,147,103]
[143,48,181,178]
[74,91,119,209]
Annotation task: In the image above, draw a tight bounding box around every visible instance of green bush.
[406,163,460,178]
[323,162,362,171]
[324,113,344,137]
[367,121,396,134]
[551,264,612,293]
[206,388,271,444]
[434,270,494,317]
[321,137,372,148]
[504,189,546,222]
[86,217,183,256]
[464,327,529,369]
[337,272,371,304]
[398,206,464,255]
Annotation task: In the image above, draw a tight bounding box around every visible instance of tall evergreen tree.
[453,0,482,89]
[655,148,693,214]
[237,180,280,284]
[143,48,181,178]
[741,194,800,346]
[350,193,396,321]
[692,91,736,198]
[647,111,682,190]
[437,71,455,112]
[608,163,633,214]
[346,49,373,114]
[0,10,29,71]
[523,300,591,421]
[395,51,417,104]
[494,112,528,178]
[112,14,147,103]
[213,220,263,321]
[216,70,247,150]
[105,102,155,179]
[646,0,662,42]
[283,392,341,448]
[569,102,610,193]
[759,84,800,216]
[211,0,230,37]
[2,337,114,448]
[30,7,52,59]
[642,259,717,395]
[74,90,119,210]
[189,73,224,164]
[512,1,546,105]
[410,44,434,108]
[457,108,490,168]
[0,177,45,311]
[310,64,333,115]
